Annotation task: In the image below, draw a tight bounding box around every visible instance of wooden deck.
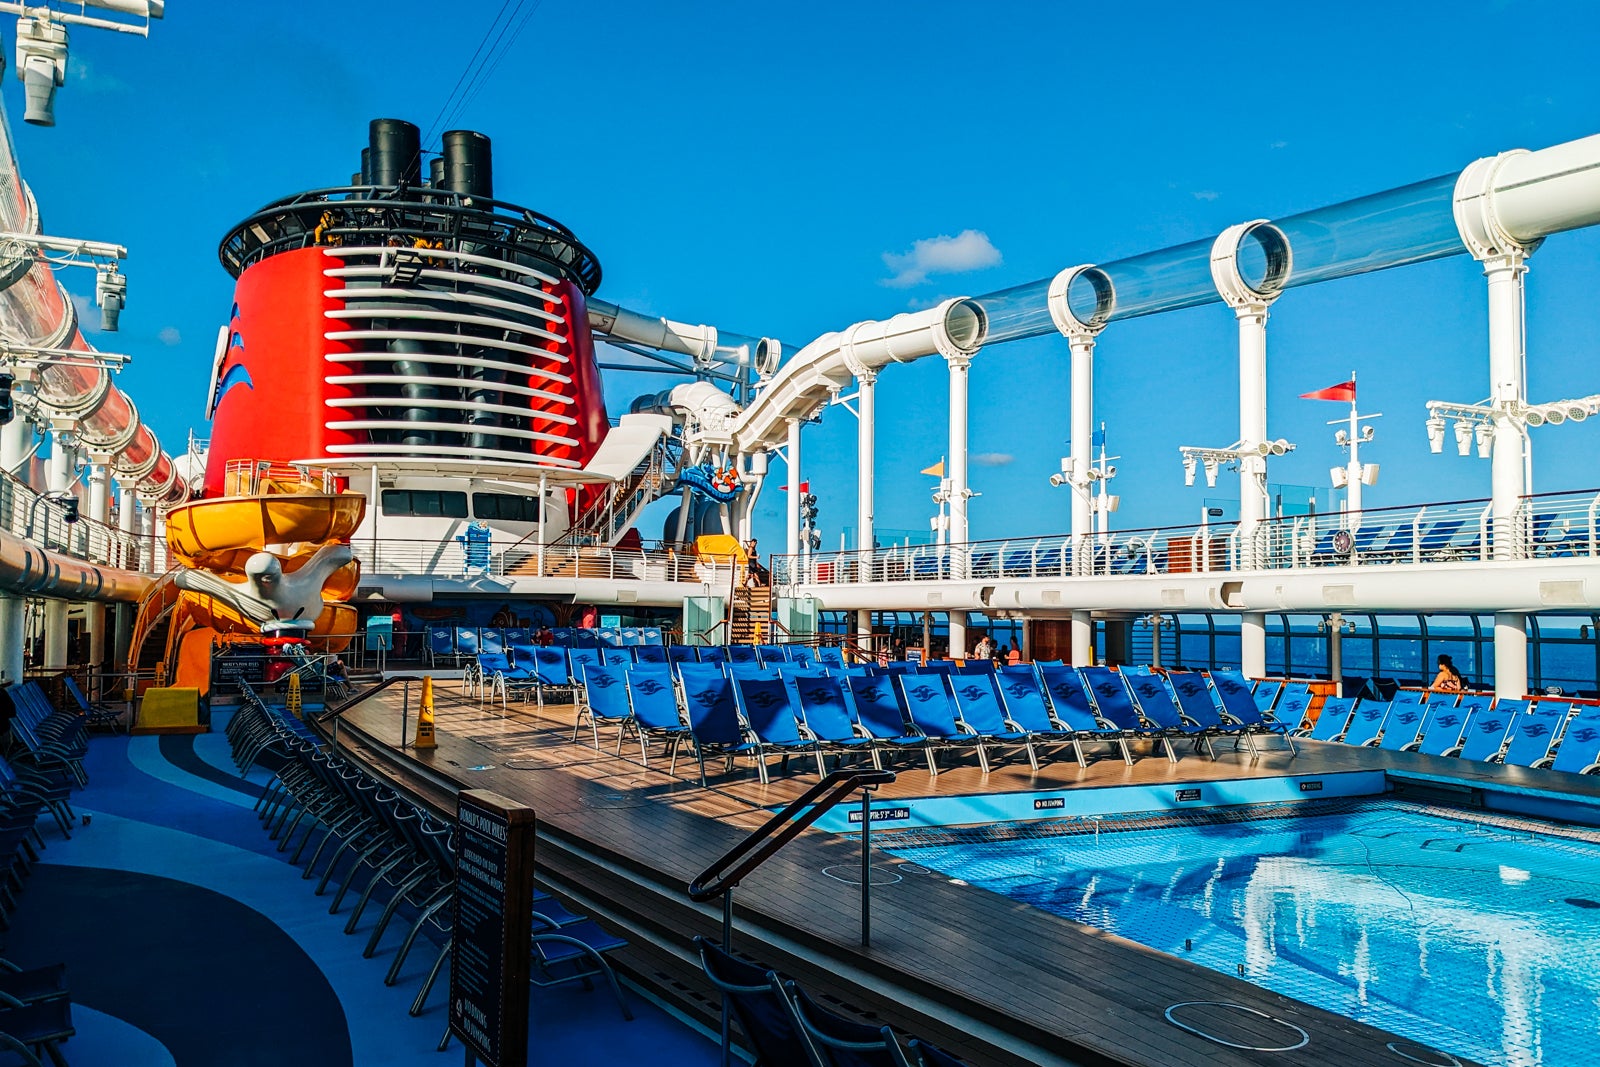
[317,681,1598,1067]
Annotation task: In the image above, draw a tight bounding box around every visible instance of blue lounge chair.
[1167,670,1258,757]
[729,663,781,683]
[735,676,823,783]
[843,677,933,770]
[1207,670,1296,755]
[787,981,913,1067]
[993,668,1076,750]
[947,674,1038,771]
[814,646,846,668]
[791,676,877,768]
[1501,702,1566,767]
[479,628,506,655]
[574,664,634,749]
[641,627,665,646]
[527,647,575,709]
[426,625,454,665]
[1339,699,1391,748]
[755,644,789,665]
[727,645,760,664]
[1305,698,1356,742]
[667,645,700,664]
[682,674,760,785]
[1087,667,1181,761]
[1037,665,1135,765]
[1253,679,1283,710]
[1274,683,1315,731]
[1377,701,1430,751]
[1414,698,1481,755]
[699,646,729,665]
[1458,699,1525,761]
[624,669,688,770]
[634,645,669,664]
[1550,706,1600,774]
[454,627,480,658]
[896,675,986,774]
[694,938,816,1067]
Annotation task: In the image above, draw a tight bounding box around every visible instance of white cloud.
[1192,190,1220,202]
[905,294,954,311]
[881,229,1001,288]
[1270,140,1289,150]
[972,452,1014,467]
[159,326,182,346]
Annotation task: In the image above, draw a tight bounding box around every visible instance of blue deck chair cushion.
[1551,707,1600,774]
[1080,667,1148,732]
[1458,699,1525,761]
[667,645,700,664]
[793,678,870,748]
[581,664,633,723]
[531,647,572,685]
[948,675,1029,741]
[1416,699,1481,755]
[1377,702,1429,750]
[727,645,760,663]
[735,677,811,748]
[845,678,923,745]
[634,645,669,664]
[1340,701,1390,747]
[683,676,748,747]
[1501,703,1565,766]
[1308,698,1356,742]
[898,676,964,740]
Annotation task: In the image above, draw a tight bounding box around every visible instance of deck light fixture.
[1426,415,1446,453]
[1453,420,1474,456]
[95,266,126,331]
[1474,422,1493,459]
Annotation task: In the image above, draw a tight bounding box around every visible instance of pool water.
[881,802,1600,1067]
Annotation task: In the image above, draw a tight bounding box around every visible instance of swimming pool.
[879,800,1600,1067]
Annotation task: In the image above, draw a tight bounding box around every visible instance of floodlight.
[16,17,68,127]
[1543,406,1566,426]
[1360,463,1380,486]
[1048,473,1066,487]
[1103,465,1117,480]
[1268,439,1292,456]
[96,266,126,331]
[1524,407,1546,427]
[1566,405,1589,423]
[1330,466,1348,489]
[1255,441,1273,457]
[1360,425,1376,442]
[1203,457,1219,488]
[1474,421,1493,459]
[1334,430,1349,447]
[1454,420,1473,456]
[1426,415,1446,454]
[1183,455,1197,486]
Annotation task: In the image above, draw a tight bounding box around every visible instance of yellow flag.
[414,676,437,749]
[921,460,945,477]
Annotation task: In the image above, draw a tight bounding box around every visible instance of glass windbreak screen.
[381,489,469,518]
[1101,237,1218,321]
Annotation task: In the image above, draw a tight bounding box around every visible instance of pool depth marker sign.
[450,790,536,1067]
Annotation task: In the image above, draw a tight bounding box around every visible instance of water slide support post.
[41,421,75,669]
[0,415,32,684]
[86,452,111,668]
[946,351,971,578]
[854,365,877,647]
[785,417,801,563]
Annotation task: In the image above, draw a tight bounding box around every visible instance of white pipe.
[1489,134,1600,244]
[588,299,717,363]
[1486,256,1529,560]
[734,299,987,455]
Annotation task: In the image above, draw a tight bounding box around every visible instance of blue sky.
[9,0,1600,549]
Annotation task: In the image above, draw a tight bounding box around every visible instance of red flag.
[778,481,810,492]
[1299,380,1356,403]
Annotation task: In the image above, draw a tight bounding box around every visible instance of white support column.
[946,353,972,570]
[140,502,155,573]
[1069,335,1094,574]
[86,454,112,669]
[856,371,876,560]
[42,423,74,670]
[856,608,872,652]
[1485,253,1529,559]
[785,418,801,561]
[0,414,32,684]
[46,422,74,493]
[1494,610,1528,698]
[1070,612,1093,667]
[116,477,138,569]
[948,609,967,662]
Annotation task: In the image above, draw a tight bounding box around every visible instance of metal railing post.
[860,787,874,948]
[719,889,734,1067]
[400,681,410,749]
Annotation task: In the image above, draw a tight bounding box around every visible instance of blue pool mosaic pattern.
[884,803,1600,1067]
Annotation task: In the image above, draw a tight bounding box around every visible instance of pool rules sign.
[450,790,535,1067]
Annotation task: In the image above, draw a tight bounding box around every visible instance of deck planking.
[319,683,1566,1067]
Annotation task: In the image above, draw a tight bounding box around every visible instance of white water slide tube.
[975,131,1600,343]
[0,108,183,505]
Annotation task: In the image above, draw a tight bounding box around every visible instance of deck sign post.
[450,790,536,1067]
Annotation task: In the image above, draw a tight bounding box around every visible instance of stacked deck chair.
[842,677,935,771]
[1458,698,1526,762]
[1036,665,1134,766]
[896,675,988,774]
[1500,701,1567,767]
[1550,704,1600,774]
[7,685,88,787]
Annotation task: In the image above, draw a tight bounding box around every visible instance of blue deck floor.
[2,715,720,1066]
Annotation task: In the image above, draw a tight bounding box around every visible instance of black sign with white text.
[450,790,535,1067]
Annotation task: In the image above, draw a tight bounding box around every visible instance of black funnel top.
[441,130,493,199]
[369,118,422,187]
[429,156,445,186]
[359,147,371,185]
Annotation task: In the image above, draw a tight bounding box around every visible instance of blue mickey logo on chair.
[1522,721,1553,739]
[747,691,779,710]
[801,687,829,704]
[958,685,985,702]
[633,679,665,697]
[908,685,938,702]
[1176,680,1204,698]
[1570,727,1600,744]
[690,689,720,709]
[1004,681,1028,698]
[590,673,616,689]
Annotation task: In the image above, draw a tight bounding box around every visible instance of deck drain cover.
[820,864,903,886]
[1386,1041,1462,1066]
[1163,1002,1309,1052]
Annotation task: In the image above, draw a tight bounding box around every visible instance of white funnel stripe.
[320,441,584,469]
[322,286,567,327]
[324,345,573,383]
[323,307,568,346]
[324,396,576,424]
[324,373,572,406]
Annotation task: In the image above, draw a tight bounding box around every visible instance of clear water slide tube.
[0,108,183,504]
[971,131,1600,340]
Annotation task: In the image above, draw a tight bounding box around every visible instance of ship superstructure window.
[472,493,542,523]
[381,490,469,518]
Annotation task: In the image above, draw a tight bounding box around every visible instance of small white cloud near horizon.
[882,230,1001,288]
[973,452,1014,467]
[1192,190,1220,202]
[159,326,182,346]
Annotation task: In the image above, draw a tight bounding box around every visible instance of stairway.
[729,585,772,644]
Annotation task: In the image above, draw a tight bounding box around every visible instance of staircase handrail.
[687,767,896,903]
[311,675,422,724]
